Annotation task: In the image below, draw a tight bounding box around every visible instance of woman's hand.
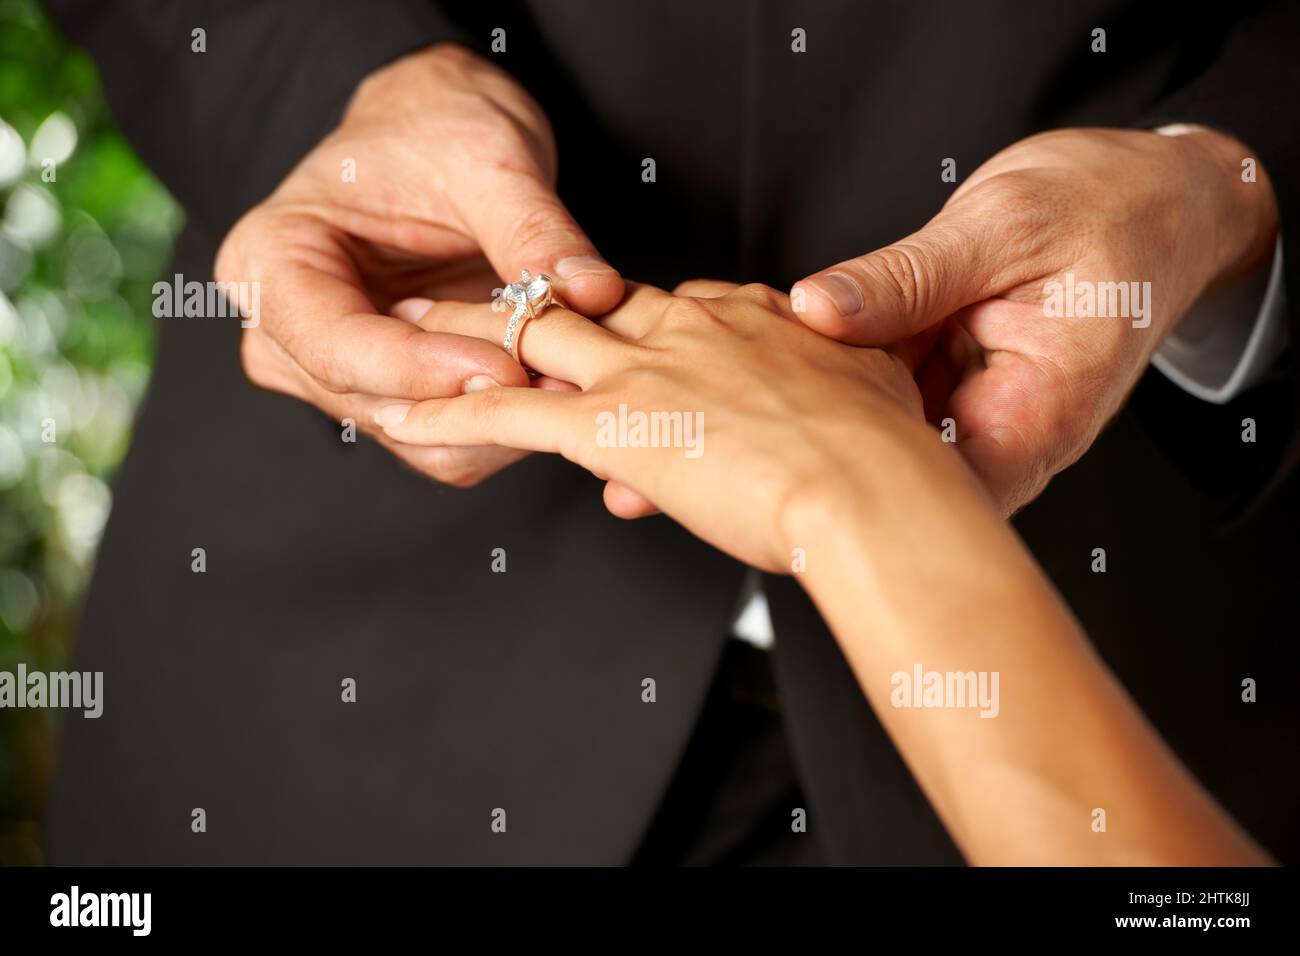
[377,277,1269,865]
[375,279,934,572]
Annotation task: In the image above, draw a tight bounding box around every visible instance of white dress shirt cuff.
[1152,237,1287,404]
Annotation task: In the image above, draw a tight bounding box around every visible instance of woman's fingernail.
[462,375,500,394]
[390,297,435,324]
[556,256,615,280]
[806,273,864,316]
[374,402,413,427]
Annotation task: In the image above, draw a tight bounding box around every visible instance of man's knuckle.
[434,460,486,488]
[990,176,1043,221]
[977,173,1070,247]
[870,243,931,314]
[239,333,276,389]
[215,210,264,284]
[505,202,572,256]
[406,444,479,488]
[294,337,347,392]
[461,114,526,162]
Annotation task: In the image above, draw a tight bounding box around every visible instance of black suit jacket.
[44,0,1300,864]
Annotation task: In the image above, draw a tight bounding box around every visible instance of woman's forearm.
[787,424,1269,865]
[374,271,1271,864]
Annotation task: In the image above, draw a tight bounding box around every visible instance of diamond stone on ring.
[502,270,557,363]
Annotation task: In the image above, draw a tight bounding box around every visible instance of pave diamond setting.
[501,270,553,355]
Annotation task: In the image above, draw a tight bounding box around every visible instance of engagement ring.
[502,269,559,363]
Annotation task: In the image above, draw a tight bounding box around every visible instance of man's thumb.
[790,213,996,346]
[462,172,623,315]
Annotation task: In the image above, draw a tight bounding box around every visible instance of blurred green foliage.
[0,0,181,864]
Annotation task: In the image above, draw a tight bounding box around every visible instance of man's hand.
[791,127,1279,514]
[215,43,622,486]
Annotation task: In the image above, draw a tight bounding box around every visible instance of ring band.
[501,269,561,364]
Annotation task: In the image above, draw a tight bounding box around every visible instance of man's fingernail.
[374,403,413,427]
[462,375,500,394]
[555,256,615,280]
[806,273,864,316]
